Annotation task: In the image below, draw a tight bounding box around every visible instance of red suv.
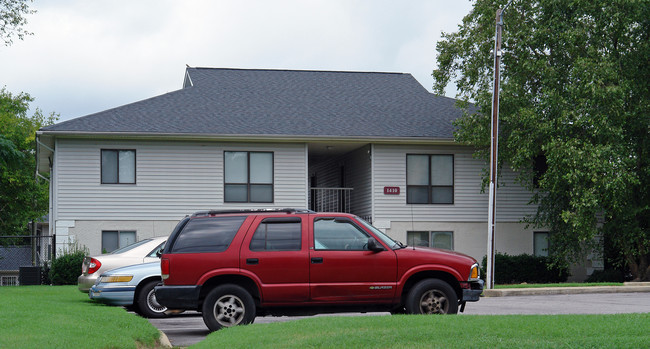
[155,209,483,331]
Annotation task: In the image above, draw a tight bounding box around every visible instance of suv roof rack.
[192,208,315,217]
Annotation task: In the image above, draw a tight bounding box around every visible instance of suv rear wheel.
[202,284,256,331]
[405,279,458,315]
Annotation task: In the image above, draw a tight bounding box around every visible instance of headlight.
[99,275,134,283]
[469,263,480,281]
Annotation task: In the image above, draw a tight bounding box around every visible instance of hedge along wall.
[481,253,569,284]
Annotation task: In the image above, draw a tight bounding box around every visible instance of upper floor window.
[224,151,273,203]
[101,149,136,184]
[406,154,454,204]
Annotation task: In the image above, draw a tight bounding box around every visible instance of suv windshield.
[355,216,404,249]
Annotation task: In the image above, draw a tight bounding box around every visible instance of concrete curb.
[157,330,173,348]
[483,282,650,297]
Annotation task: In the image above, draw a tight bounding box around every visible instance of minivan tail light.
[88,258,102,274]
[161,258,170,280]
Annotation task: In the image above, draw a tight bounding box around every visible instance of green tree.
[0,88,57,235]
[433,0,649,280]
[0,0,35,46]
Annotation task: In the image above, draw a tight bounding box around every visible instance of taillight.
[88,258,102,274]
[161,258,170,280]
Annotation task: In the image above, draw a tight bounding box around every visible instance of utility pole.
[486,0,513,290]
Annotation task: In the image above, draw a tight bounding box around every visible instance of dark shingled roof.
[41,68,462,139]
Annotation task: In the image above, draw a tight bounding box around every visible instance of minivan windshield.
[355,216,404,250]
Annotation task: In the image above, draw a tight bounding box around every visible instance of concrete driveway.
[149,291,650,347]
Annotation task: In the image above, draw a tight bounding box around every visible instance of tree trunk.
[628,254,650,282]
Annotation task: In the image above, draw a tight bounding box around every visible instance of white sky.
[0,0,473,122]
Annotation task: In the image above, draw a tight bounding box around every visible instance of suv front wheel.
[202,284,256,331]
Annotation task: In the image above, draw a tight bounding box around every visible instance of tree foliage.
[0,88,57,235]
[0,0,35,46]
[434,0,650,280]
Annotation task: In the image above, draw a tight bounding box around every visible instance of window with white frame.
[224,151,273,203]
[406,154,454,204]
[101,230,136,253]
[407,231,454,250]
[101,149,136,184]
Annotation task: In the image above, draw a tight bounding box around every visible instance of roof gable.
[41,68,463,139]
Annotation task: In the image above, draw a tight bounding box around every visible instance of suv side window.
[170,216,247,253]
[314,218,370,251]
[250,217,301,251]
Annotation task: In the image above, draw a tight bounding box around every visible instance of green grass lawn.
[193,313,650,349]
[2,284,647,349]
[0,285,161,349]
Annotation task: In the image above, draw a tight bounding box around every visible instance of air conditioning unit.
[19,266,41,285]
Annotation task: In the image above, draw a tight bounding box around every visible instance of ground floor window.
[102,230,136,253]
[406,231,454,250]
[533,231,550,257]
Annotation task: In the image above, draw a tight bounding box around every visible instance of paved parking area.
[462,292,650,315]
[149,292,650,347]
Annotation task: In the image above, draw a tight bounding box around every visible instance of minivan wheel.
[136,280,168,318]
[405,279,458,315]
[202,284,256,331]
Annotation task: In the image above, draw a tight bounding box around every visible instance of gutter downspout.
[35,135,55,182]
[35,134,55,245]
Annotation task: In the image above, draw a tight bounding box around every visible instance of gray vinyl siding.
[54,139,307,220]
[307,145,372,218]
[344,145,372,219]
[372,144,536,223]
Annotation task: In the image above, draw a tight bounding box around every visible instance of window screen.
[101,149,136,184]
[101,230,136,253]
[406,154,454,204]
[224,151,273,203]
[407,231,454,250]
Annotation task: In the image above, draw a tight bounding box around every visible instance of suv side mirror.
[367,238,385,252]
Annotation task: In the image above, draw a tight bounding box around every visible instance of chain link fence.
[0,235,55,286]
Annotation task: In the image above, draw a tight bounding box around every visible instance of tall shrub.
[49,245,87,285]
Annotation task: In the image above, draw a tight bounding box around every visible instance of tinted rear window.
[250,219,301,251]
[170,216,247,253]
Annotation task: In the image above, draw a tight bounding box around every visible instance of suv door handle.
[246,258,259,265]
[311,257,323,264]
